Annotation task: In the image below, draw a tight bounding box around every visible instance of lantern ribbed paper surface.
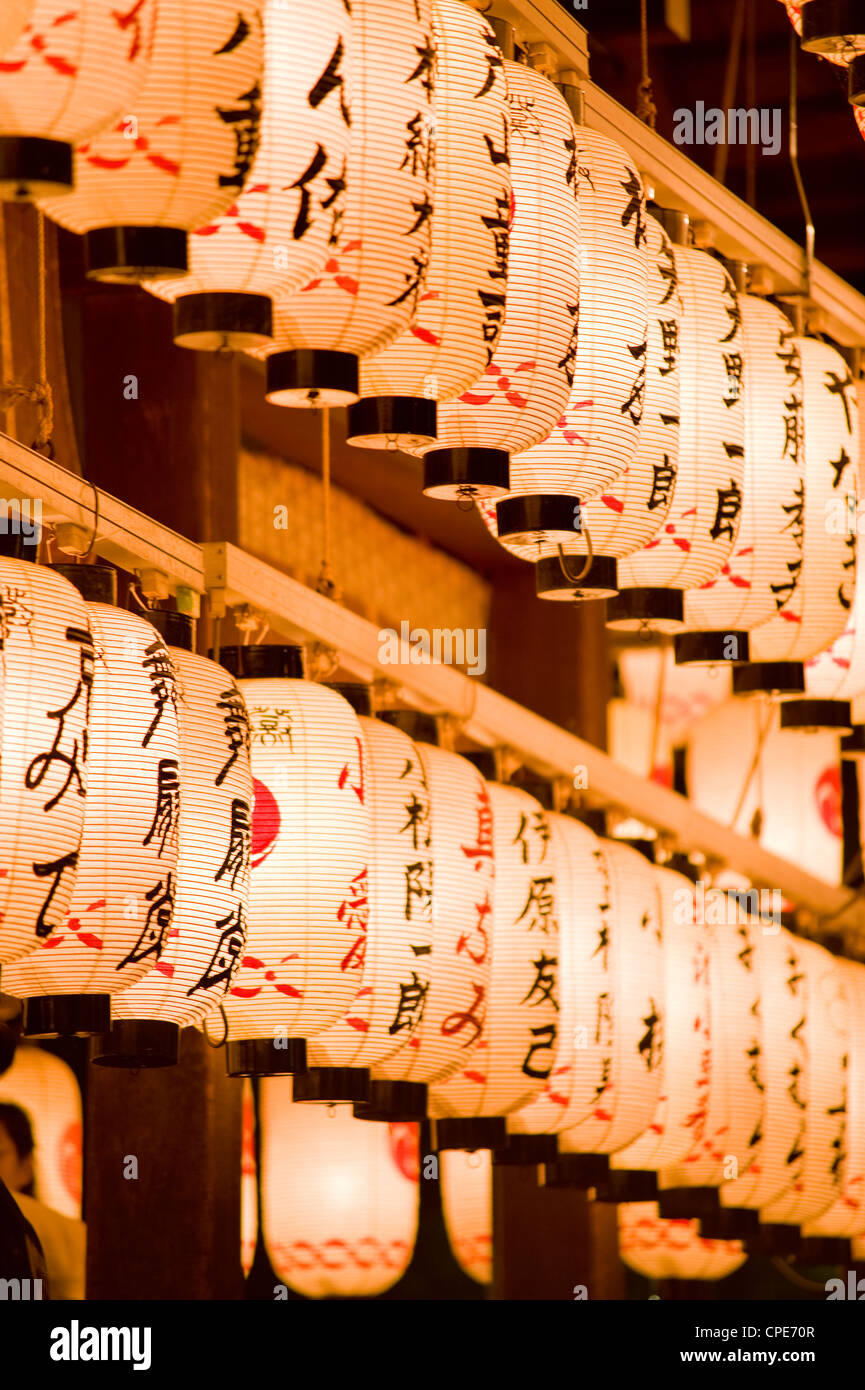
[0,561,93,964]
[0,2,34,58]
[5,605,182,1003]
[144,0,352,351]
[38,1,264,282]
[804,527,865,702]
[260,1083,419,1298]
[306,714,433,1070]
[110,650,252,1030]
[222,677,370,1051]
[428,783,560,1120]
[0,1043,81,1218]
[370,744,494,1088]
[348,0,510,451]
[413,59,580,497]
[802,959,865,1238]
[612,248,746,629]
[241,1079,257,1276]
[619,1203,746,1281]
[744,338,858,666]
[441,1148,492,1284]
[253,0,434,407]
[679,296,806,649]
[0,0,156,198]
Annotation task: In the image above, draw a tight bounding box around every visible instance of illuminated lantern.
[609,242,746,632]
[410,58,580,501]
[619,1202,746,1281]
[480,130,650,592]
[91,614,252,1068]
[796,532,865,735]
[38,1,264,282]
[0,3,34,58]
[212,647,370,1079]
[440,1148,492,1284]
[345,0,510,453]
[733,338,857,699]
[674,294,806,667]
[5,566,182,1037]
[0,559,93,965]
[0,0,156,199]
[0,1043,82,1218]
[253,0,434,407]
[427,773,560,1151]
[241,1079,258,1276]
[260,1082,419,1298]
[144,0,351,351]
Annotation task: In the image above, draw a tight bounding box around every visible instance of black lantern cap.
[850,52,865,103]
[732,661,806,697]
[842,724,865,756]
[535,554,618,601]
[0,528,36,559]
[798,1236,851,1264]
[352,1080,429,1122]
[541,1154,610,1188]
[674,631,750,665]
[173,292,273,351]
[91,1020,179,1069]
[346,396,437,451]
[291,1067,372,1104]
[492,1133,559,1166]
[146,609,195,652]
[85,227,188,282]
[377,709,439,744]
[496,494,583,539]
[422,447,509,500]
[801,0,865,54]
[23,994,111,1039]
[745,1223,802,1257]
[0,137,72,197]
[462,749,498,781]
[225,1037,308,1078]
[697,1205,760,1240]
[52,562,117,605]
[606,586,684,629]
[429,1117,507,1152]
[266,350,359,408]
[326,683,373,717]
[656,1186,720,1221]
[593,1169,659,1204]
[779,698,853,733]
[214,645,305,679]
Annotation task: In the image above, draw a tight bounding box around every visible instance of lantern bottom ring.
[593,1168,659,1204]
[291,1066,372,1104]
[778,697,853,734]
[798,1236,852,1264]
[698,1204,761,1241]
[346,395,437,453]
[266,350,359,409]
[430,1116,507,1152]
[225,1037,308,1078]
[606,587,685,631]
[85,227,189,284]
[173,292,274,352]
[91,1018,180,1069]
[540,1153,611,1189]
[744,1222,802,1257]
[656,1186,720,1221]
[492,1132,559,1166]
[422,448,509,501]
[352,1079,429,1122]
[22,993,111,1038]
[535,553,618,601]
[841,723,865,756]
[0,137,72,199]
[674,630,750,665]
[801,0,865,56]
[849,53,865,104]
[731,661,806,698]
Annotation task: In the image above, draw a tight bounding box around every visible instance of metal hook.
[556,526,594,588]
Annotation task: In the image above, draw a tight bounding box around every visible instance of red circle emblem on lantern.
[251,777,281,869]
[815,766,842,839]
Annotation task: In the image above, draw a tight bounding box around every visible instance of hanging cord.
[714,0,745,187]
[731,700,774,834]
[315,408,342,601]
[0,209,54,454]
[636,0,657,129]
[202,1004,229,1049]
[556,525,594,587]
[648,647,666,781]
[789,27,815,298]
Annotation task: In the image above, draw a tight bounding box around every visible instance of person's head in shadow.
[0,1102,35,1198]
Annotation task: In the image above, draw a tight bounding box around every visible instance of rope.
[0,210,54,453]
[636,0,657,129]
[315,408,341,601]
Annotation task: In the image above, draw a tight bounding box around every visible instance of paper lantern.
[797,527,865,732]
[0,0,156,198]
[144,0,351,350]
[260,1082,419,1298]
[733,338,857,698]
[440,1147,492,1284]
[92,619,253,1067]
[674,295,806,666]
[0,2,34,58]
[345,0,510,453]
[619,1202,746,1281]
[252,0,434,407]
[409,58,580,501]
[213,647,370,1078]
[609,245,746,632]
[0,560,93,965]
[0,1043,81,1218]
[800,0,865,56]
[5,570,182,1037]
[38,0,264,282]
[427,779,560,1149]
[241,1078,258,1276]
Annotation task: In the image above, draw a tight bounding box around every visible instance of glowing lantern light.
[0,0,156,199]
[0,3,34,58]
[91,614,253,1068]
[345,0,510,453]
[619,1202,746,1281]
[241,1079,258,1276]
[733,337,857,699]
[609,243,746,632]
[38,1,265,282]
[260,1082,419,1298]
[674,294,806,667]
[211,647,370,1079]
[410,58,580,501]
[440,1147,492,1284]
[0,1043,82,1218]
[0,559,93,966]
[252,0,434,407]
[796,529,865,735]
[5,566,182,1037]
[144,0,351,351]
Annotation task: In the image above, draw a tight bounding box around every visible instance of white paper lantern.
[0,560,93,965]
[0,0,156,198]
[801,528,865,716]
[0,2,34,58]
[674,296,806,665]
[610,246,746,632]
[38,1,265,282]
[144,0,352,350]
[5,591,182,1036]
[0,1043,81,1218]
[260,1083,419,1298]
[411,59,580,501]
[251,0,434,407]
[346,0,510,453]
[241,1078,258,1276]
[440,1147,492,1284]
[619,1202,746,1281]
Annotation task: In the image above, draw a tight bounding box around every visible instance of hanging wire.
[0,209,54,453]
[714,0,745,187]
[789,27,815,298]
[315,407,342,601]
[731,700,774,832]
[636,0,658,129]
[556,525,594,587]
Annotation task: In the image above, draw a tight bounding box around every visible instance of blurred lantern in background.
[0,1043,82,1218]
[619,1202,746,1281]
[0,0,156,198]
[346,0,511,454]
[797,528,865,736]
[39,0,265,282]
[241,1079,258,1277]
[440,1147,492,1285]
[0,2,34,58]
[144,0,352,351]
